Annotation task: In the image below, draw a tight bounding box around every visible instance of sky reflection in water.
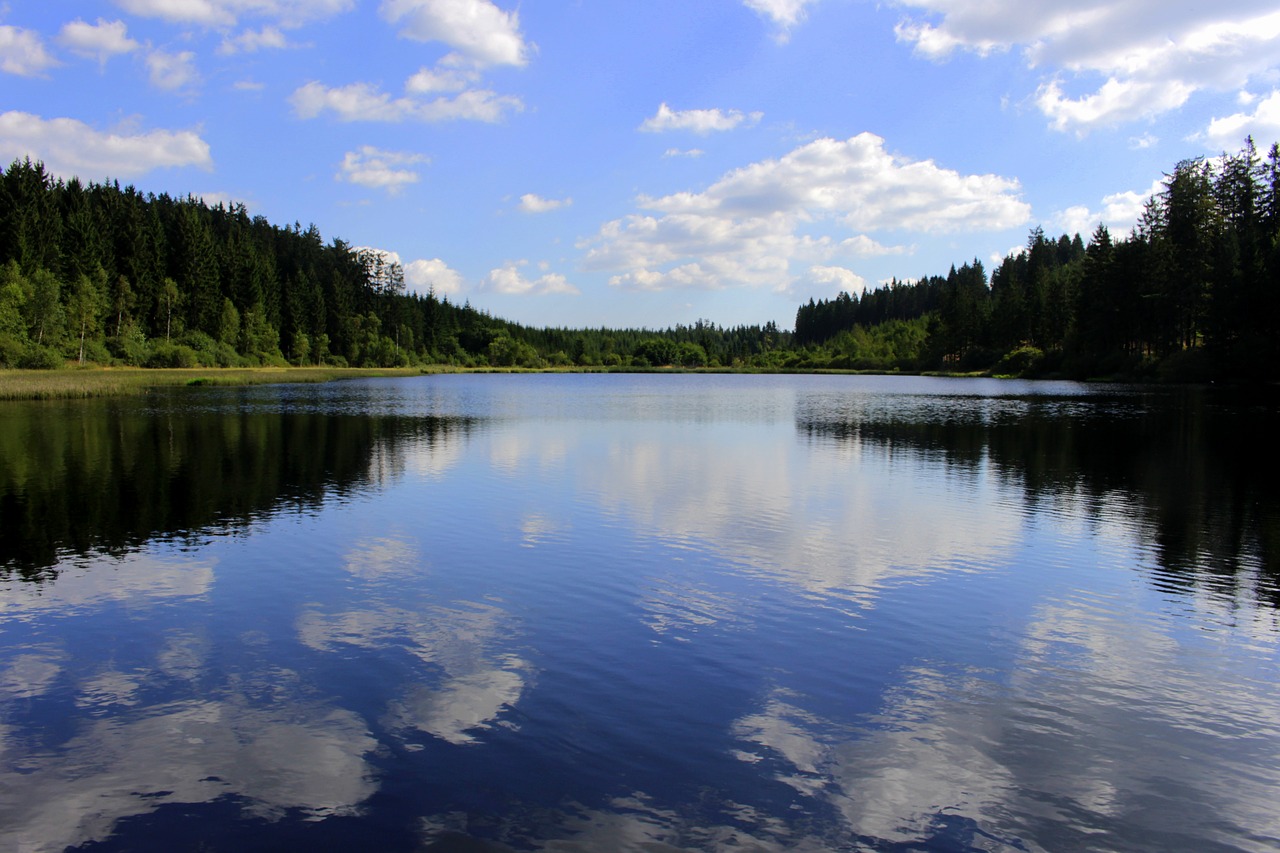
[0,374,1277,852]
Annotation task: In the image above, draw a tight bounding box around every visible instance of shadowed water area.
[0,374,1277,852]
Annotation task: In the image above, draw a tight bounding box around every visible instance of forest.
[1,137,1277,381]
[795,138,1280,382]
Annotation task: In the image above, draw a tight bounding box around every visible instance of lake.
[1,373,1277,852]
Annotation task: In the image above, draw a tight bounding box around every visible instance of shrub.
[80,339,113,366]
[993,345,1044,377]
[18,344,64,370]
[107,327,150,365]
[147,342,198,368]
[0,333,25,368]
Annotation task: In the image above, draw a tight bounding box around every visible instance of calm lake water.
[1,373,1278,852]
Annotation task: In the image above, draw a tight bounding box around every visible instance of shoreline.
[0,364,1158,402]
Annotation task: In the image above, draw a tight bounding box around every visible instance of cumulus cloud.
[580,132,1029,292]
[518,193,570,213]
[842,234,910,256]
[808,265,867,295]
[0,25,58,76]
[379,0,531,68]
[1035,77,1194,133]
[641,102,763,134]
[290,80,521,123]
[743,0,820,37]
[337,145,428,194]
[146,49,199,92]
[0,111,212,179]
[218,26,292,55]
[405,63,478,94]
[117,0,353,28]
[404,258,464,296]
[1204,89,1280,150]
[58,19,139,63]
[894,1,1280,134]
[485,262,580,296]
[1053,178,1163,237]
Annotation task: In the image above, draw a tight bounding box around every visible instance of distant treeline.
[3,137,1277,378]
[0,159,787,370]
[795,137,1280,381]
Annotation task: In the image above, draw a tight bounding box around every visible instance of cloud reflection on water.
[0,552,215,620]
[583,423,1021,612]
[0,549,379,853]
[0,695,377,852]
[299,534,529,747]
[726,591,1280,851]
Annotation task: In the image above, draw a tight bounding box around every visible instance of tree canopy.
[3,137,1277,380]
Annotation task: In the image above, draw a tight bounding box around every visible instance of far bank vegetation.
[2,137,1277,383]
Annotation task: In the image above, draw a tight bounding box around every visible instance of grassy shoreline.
[0,366,457,401]
[0,364,1134,401]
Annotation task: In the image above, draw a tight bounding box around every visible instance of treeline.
[0,158,790,370]
[5,138,1276,378]
[795,138,1280,381]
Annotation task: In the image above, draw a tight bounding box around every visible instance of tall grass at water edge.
[0,367,447,401]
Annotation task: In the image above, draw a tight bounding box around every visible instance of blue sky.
[4,0,1279,330]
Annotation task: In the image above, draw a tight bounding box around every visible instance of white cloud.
[146,49,199,92]
[894,1,1280,133]
[290,80,521,123]
[0,25,58,76]
[641,103,763,135]
[1035,77,1194,133]
[518,193,570,213]
[743,0,820,38]
[485,262,580,296]
[1204,89,1280,150]
[337,145,428,194]
[808,265,867,296]
[117,0,353,28]
[580,132,1029,292]
[1052,178,1163,237]
[218,26,291,55]
[58,19,139,63]
[663,148,705,158]
[404,258,464,296]
[195,190,250,209]
[1129,132,1158,150]
[379,0,531,68]
[0,111,212,179]
[405,63,478,94]
[841,234,910,256]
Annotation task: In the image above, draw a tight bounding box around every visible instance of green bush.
[0,333,25,368]
[107,326,150,365]
[993,345,1044,377]
[80,339,113,366]
[147,342,198,368]
[18,344,64,369]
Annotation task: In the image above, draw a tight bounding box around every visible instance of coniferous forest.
[2,138,1277,381]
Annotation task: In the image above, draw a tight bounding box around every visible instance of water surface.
[1,374,1277,852]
